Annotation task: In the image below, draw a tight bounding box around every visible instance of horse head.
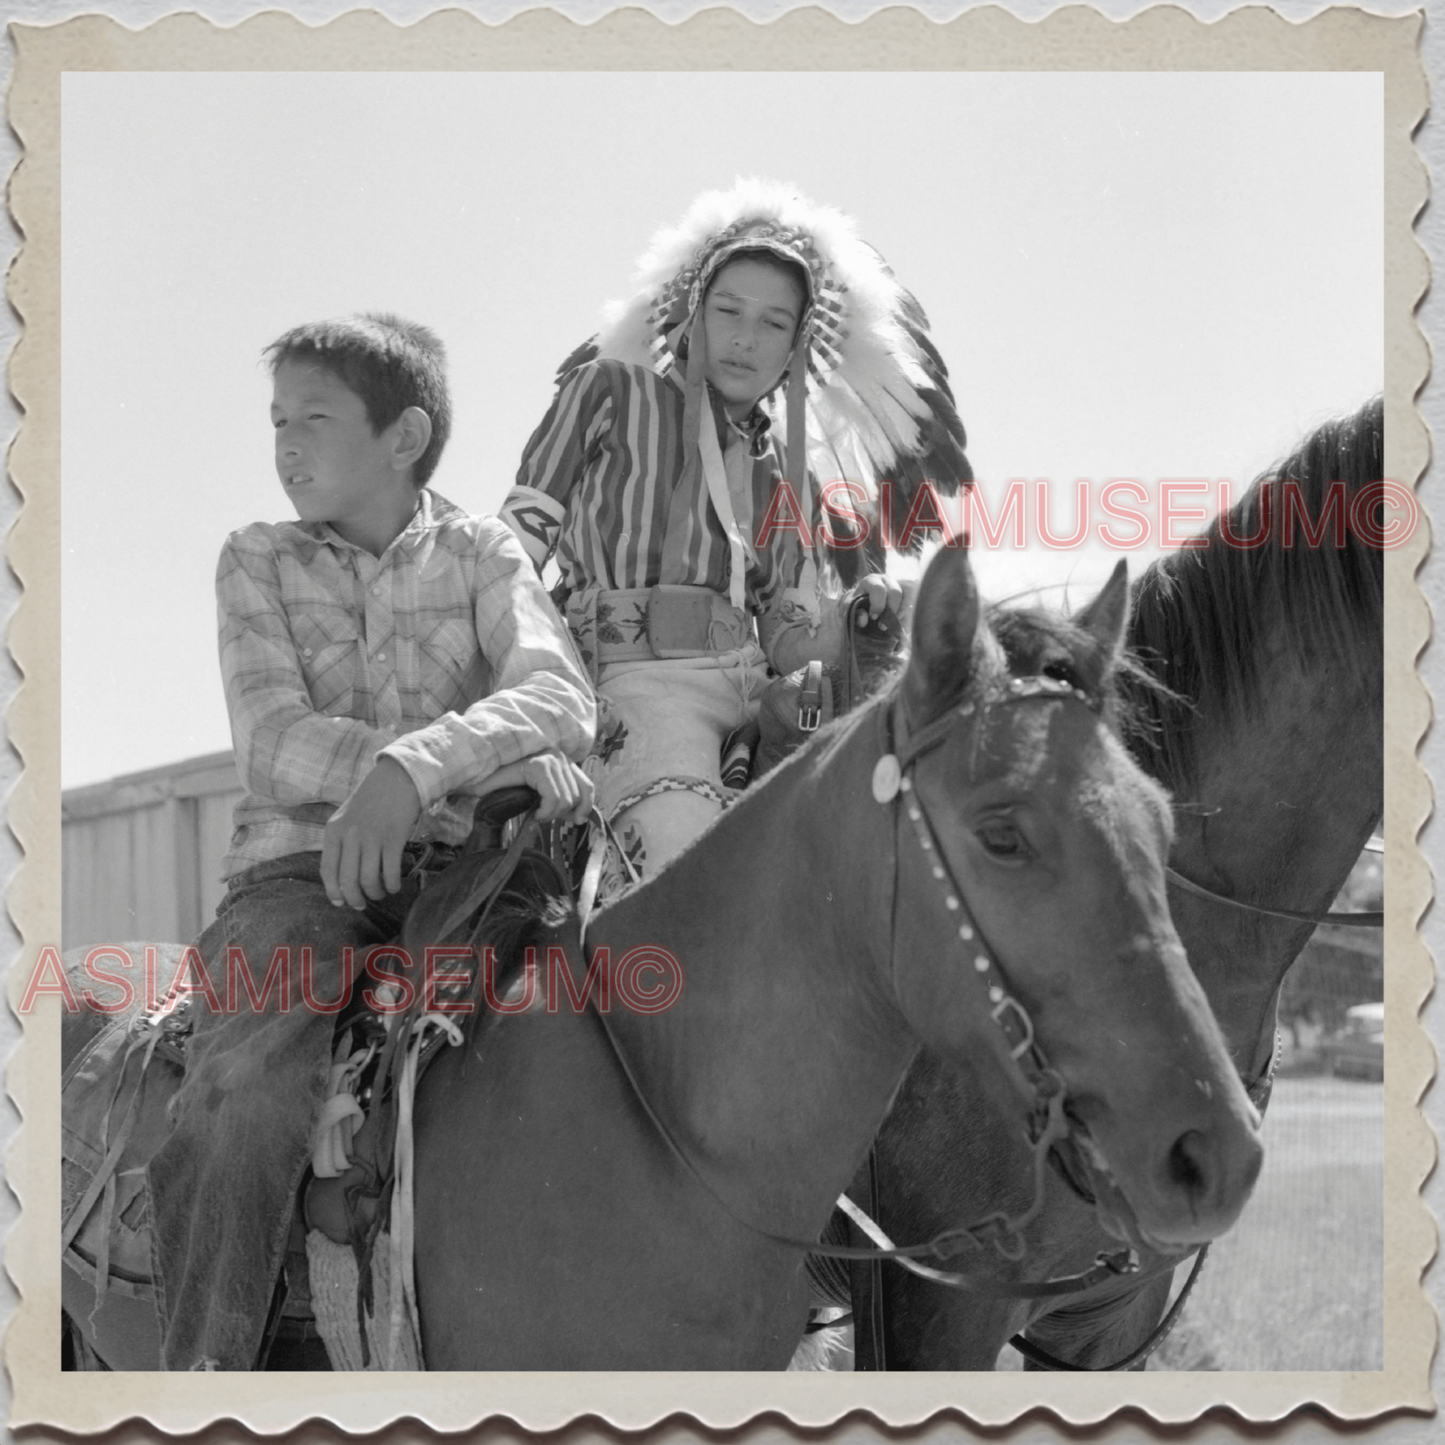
[884,547,1262,1253]
[853,401,1384,1373]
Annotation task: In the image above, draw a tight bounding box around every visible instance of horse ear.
[903,547,981,722]
[1072,559,1130,689]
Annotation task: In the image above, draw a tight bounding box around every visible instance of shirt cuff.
[377,723,499,813]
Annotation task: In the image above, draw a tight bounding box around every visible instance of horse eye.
[1042,659,1078,688]
[977,818,1030,862]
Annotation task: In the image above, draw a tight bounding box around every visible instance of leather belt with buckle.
[797,659,827,732]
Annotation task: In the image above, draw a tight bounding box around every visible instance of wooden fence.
[61,751,244,952]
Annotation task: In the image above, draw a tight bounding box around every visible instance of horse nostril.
[1167,1129,1212,1204]
[1166,1125,1264,1223]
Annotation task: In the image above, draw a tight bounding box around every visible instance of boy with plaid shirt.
[150,313,594,1370]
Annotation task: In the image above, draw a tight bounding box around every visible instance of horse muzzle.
[1070,1104,1264,1254]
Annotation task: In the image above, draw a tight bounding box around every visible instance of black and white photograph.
[3,3,1433,1436]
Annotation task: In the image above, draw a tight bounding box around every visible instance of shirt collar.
[664,365,774,460]
[286,488,461,559]
[726,399,774,459]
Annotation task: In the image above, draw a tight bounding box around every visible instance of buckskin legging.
[588,644,770,896]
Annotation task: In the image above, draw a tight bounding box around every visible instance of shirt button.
[371,585,382,596]
[376,652,387,662]
[302,647,313,657]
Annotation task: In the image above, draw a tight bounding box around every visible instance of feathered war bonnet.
[584,179,972,582]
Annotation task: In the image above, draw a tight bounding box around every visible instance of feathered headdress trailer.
[561,178,972,583]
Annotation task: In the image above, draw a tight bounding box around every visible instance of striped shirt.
[217,490,595,878]
[500,359,803,611]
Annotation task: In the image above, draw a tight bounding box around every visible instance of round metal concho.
[872,752,902,804]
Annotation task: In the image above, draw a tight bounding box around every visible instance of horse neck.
[1167,628,1382,1079]
[591,706,919,1235]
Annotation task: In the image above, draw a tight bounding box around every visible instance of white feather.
[590,178,959,491]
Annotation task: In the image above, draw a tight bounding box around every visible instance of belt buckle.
[797,659,826,733]
[990,993,1037,1061]
[647,586,716,659]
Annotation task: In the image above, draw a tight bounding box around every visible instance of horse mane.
[1125,397,1384,790]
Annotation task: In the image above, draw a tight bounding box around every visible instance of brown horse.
[407,544,1260,1369]
[64,543,1264,1370]
[859,399,1383,1370]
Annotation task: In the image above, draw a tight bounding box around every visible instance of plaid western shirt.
[217,490,595,878]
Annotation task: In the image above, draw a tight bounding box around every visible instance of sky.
[60,70,1383,787]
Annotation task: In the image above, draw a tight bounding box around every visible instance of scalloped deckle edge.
[3,3,1435,1435]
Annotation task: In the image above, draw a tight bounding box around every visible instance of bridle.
[859,671,1157,1277]
[852,675,1367,1372]
[875,673,1107,1241]
[848,672,1228,1372]
[585,669,1151,1299]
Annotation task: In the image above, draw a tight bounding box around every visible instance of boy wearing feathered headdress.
[501,180,970,889]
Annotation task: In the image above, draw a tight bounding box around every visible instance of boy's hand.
[322,757,423,909]
[852,572,905,661]
[855,572,903,628]
[519,752,595,824]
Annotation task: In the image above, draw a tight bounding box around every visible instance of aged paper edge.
[3,3,1433,1434]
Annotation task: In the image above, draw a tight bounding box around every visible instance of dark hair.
[1127,396,1383,789]
[265,313,452,486]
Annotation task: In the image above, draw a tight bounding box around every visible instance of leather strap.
[1166,865,1383,928]
[834,1190,1140,1299]
[696,393,752,610]
[848,1150,888,1371]
[1009,1245,1210,1371]
[797,659,827,732]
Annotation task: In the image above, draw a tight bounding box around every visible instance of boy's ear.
[391,407,433,474]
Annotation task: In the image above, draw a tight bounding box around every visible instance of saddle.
[61,786,566,1371]
[304,791,573,1346]
[61,1005,190,1370]
[729,595,903,783]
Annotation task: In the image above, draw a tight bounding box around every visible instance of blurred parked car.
[1323,1001,1384,1081]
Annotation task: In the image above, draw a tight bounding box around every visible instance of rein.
[583,672,1143,1292]
[992,1058,1282,1371]
[1007,1244,1210,1371]
[1164,866,1383,929]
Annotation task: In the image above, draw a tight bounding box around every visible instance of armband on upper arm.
[500,487,566,572]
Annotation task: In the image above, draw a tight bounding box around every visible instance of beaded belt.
[585,584,752,663]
